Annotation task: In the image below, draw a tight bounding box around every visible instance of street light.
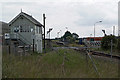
[94,21,102,38]
[113,26,115,36]
[102,29,106,36]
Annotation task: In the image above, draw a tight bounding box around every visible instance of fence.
[84,41,101,48]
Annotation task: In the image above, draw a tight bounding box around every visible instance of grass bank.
[2,49,119,78]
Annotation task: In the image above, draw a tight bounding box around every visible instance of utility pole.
[49,31,50,47]
[43,14,46,52]
[113,26,115,36]
[94,24,95,38]
[94,21,102,38]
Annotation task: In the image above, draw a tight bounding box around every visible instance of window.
[36,26,38,34]
[31,28,33,32]
[38,27,39,34]
[20,26,23,32]
[14,27,19,32]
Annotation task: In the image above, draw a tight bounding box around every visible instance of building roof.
[9,11,43,27]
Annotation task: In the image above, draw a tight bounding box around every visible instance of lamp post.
[94,21,102,38]
[102,29,106,36]
[113,26,115,36]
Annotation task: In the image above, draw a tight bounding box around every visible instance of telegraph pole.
[43,14,46,52]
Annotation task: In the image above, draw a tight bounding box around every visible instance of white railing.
[10,33,32,45]
[10,33,19,39]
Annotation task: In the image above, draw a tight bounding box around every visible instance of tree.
[72,33,79,39]
[66,36,75,43]
[101,35,117,50]
[62,31,72,40]
[61,31,79,43]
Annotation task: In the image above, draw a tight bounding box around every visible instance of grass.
[67,43,84,47]
[2,49,119,78]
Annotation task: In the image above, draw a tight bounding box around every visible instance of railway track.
[74,47,120,60]
[53,47,120,60]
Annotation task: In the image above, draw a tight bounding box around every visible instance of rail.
[52,47,120,60]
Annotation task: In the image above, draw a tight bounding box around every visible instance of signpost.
[47,28,53,48]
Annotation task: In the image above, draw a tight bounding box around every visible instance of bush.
[66,36,75,43]
[101,35,117,50]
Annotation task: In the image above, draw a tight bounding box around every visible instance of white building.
[9,11,43,53]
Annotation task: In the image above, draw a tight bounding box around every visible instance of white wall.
[35,34,42,53]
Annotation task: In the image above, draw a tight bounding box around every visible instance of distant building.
[85,37,103,42]
[9,11,43,53]
[81,37,103,48]
[118,1,120,36]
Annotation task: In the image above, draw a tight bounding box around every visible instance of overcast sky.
[0,0,119,38]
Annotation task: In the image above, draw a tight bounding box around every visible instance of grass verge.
[2,49,119,78]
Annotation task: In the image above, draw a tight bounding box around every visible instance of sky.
[0,0,119,38]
